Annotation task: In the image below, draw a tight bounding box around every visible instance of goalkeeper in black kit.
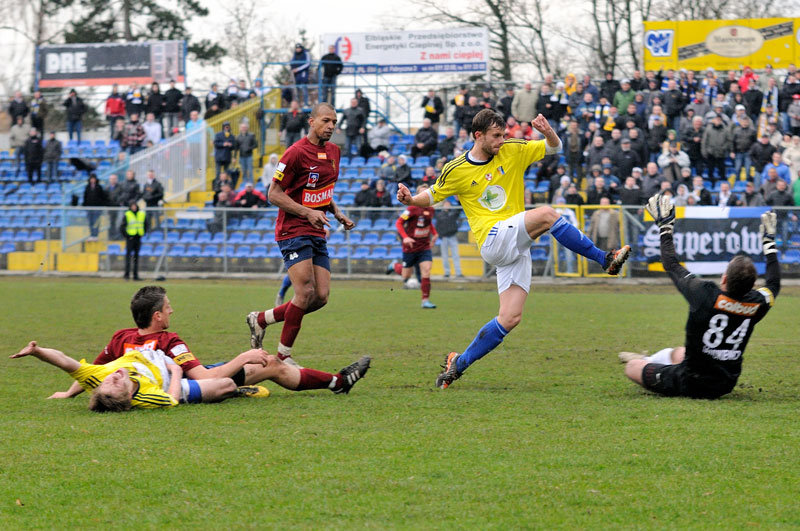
[619,194,780,399]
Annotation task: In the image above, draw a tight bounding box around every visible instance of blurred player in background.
[620,197,780,399]
[395,183,438,308]
[398,109,630,389]
[247,103,355,367]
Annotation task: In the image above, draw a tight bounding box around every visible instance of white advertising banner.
[321,27,489,75]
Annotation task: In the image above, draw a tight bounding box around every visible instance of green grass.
[1,277,799,528]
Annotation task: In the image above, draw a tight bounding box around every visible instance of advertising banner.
[643,18,800,71]
[642,206,770,274]
[321,28,489,74]
[37,41,185,88]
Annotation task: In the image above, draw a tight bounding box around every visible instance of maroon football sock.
[295,368,335,390]
[393,262,403,275]
[257,302,291,328]
[421,277,431,299]
[279,302,305,348]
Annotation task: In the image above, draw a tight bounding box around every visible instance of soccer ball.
[405,278,420,289]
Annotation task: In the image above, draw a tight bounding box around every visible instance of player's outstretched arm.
[760,211,781,299]
[185,349,270,380]
[49,381,84,399]
[397,183,432,208]
[530,114,562,152]
[10,341,81,373]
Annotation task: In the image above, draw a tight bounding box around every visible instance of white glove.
[645,193,675,235]
[760,211,777,256]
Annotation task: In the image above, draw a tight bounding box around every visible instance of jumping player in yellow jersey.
[397,109,631,389]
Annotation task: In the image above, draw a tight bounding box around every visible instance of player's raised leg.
[524,206,630,276]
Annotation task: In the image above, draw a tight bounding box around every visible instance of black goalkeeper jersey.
[659,233,780,389]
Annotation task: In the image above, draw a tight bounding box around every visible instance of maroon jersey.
[272,137,341,241]
[93,328,200,372]
[396,206,438,253]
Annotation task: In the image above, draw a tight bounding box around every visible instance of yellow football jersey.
[69,351,178,409]
[428,139,546,246]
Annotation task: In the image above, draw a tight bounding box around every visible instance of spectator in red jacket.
[105,84,126,137]
[233,182,267,208]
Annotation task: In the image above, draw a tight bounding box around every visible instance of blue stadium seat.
[352,246,371,259]
[186,244,202,257]
[458,221,470,232]
[199,244,217,257]
[166,231,181,243]
[13,230,29,241]
[333,246,349,259]
[355,218,373,231]
[234,245,251,258]
[152,244,167,256]
[168,244,187,257]
[105,244,122,255]
[251,245,268,258]
[176,218,193,229]
[347,233,363,245]
[228,232,245,244]
[0,242,15,253]
[256,218,273,230]
[245,232,262,244]
[0,229,15,241]
[362,232,380,244]
[372,218,391,231]
[179,231,197,243]
[350,157,366,166]
[531,248,548,261]
[139,244,154,256]
[328,231,345,244]
[389,246,402,256]
[239,218,256,230]
[143,231,163,243]
[339,193,355,205]
[212,232,226,243]
[379,233,397,245]
[196,231,212,243]
[534,234,551,247]
[370,247,389,259]
[267,246,282,258]
[784,249,800,264]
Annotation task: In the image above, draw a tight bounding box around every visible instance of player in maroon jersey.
[247,103,355,366]
[50,286,370,399]
[395,183,438,308]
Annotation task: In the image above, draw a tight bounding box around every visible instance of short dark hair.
[131,286,167,329]
[310,102,335,118]
[471,109,505,136]
[89,389,132,413]
[725,255,757,298]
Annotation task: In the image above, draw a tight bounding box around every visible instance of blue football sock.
[549,216,607,266]
[278,274,292,297]
[456,318,509,373]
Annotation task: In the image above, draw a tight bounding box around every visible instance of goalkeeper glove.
[759,211,778,256]
[645,193,675,235]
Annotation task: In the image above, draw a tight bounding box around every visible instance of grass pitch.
[1,277,799,528]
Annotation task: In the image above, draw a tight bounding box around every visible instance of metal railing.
[2,205,799,278]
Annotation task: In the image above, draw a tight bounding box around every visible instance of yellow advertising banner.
[643,18,800,71]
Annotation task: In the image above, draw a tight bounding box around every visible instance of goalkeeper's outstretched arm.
[760,211,781,300]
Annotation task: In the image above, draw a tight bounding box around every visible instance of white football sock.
[644,348,674,365]
[263,309,277,325]
[277,343,292,358]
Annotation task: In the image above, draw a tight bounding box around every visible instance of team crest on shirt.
[317,152,327,159]
[307,172,320,188]
[485,173,493,181]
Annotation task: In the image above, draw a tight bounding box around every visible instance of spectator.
[600,72,621,102]
[479,85,496,110]
[435,200,462,278]
[261,153,279,191]
[690,176,712,205]
[411,118,438,161]
[236,122,257,184]
[142,112,162,146]
[121,113,146,155]
[290,43,311,106]
[672,183,690,206]
[63,89,86,142]
[641,162,664,197]
[561,120,585,179]
[550,174,572,203]
[125,83,145,117]
[83,173,107,240]
[389,154,413,195]
[121,201,145,281]
[742,78,762,123]
[163,80,183,136]
[627,127,647,164]
[212,171,235,205]
[749,133,777,187]
[619,175,643,205]
[28,90,48,133]
[141,170,164,232]
[204,101,222,120]
[319,45,343,105]
[43,131,62,183]
[421,89,444,130]
[717,181,737,207]
[145,82,165,135]
[761,152,791,185]
[563,182,584,206]
[420,166,437,187]
[646,114,668,162]
[281,100,308,147]
[615,137,641,180]
[657,142,690,184]
[119,170,141,206]
[761,167,781,197]
[450,85,469,136]
[369,178,393,213]
[339,98,366,156]
[460,96,482,135]
[180,87,201,122]
[234,182,267,208]
[662,80,685,131]
[701,113,730,183]
[10,115,31,178]
[765,179,797,245]
[438,126,457,158]
[365,117,391,158]
[511,81,537,124]
[205,82,224,112]
[23,128,44,184]
[213,121,237,178]
[787,94,800,135]
[587,176,610,205]
[105,84,126,136]
[106,173,123,240]
[740,180,766,206]
[685,90,710,118]
[354,180,372,219]
[612,79,635,114]
[224,79,240,107]
[379,155,398,184]
[782,135,800,178]
[585,136,608,169]
[8,90,28,123]
[497,86,516,121]
[588,196,620,250]
[729,116,756,181]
